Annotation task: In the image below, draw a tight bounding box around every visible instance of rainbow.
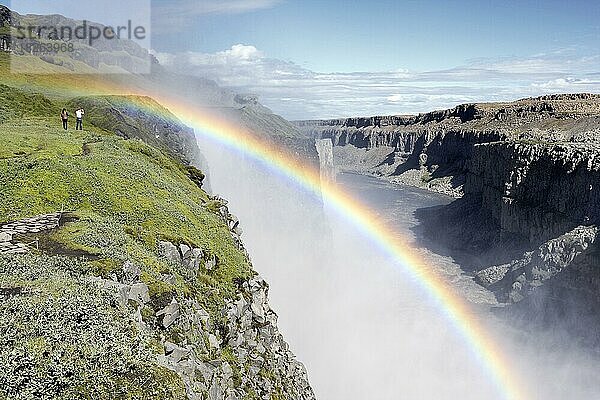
[1,70,527,398]
[146,95,528,400]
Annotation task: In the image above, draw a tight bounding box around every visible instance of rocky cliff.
[0,84,315,398]
[0,7,323,397]
[298,94,600,345]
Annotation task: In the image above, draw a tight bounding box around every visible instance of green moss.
[50,222,104,254]
[222,347,243,388]
[147,337,164,355]
[166,326,186,345]
[25,336,48,358]
[102,365,187,400]
[141,271,175,300]
[243,389,259,400]
[0,119,84,160]
[0,254,189,400]
[259,368,277,382]
[141,307,156,325]
[205,199,225,214]
[0,85,58,121]
[270,389,286,400]
[90,259,121,278]
[0,84,255,398]
[0,98,251,298]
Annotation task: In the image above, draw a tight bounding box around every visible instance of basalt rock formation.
[298,94,600,345]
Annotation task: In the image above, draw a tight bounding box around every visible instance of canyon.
[2,3,600,397]
[297,94,600,346]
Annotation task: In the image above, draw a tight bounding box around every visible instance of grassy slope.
[0,84,251,297]
[0,84,253,397]
[0,53,142,100]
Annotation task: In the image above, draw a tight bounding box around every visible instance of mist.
[195,133,600,399]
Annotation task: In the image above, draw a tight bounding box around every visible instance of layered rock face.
[297,94,600,232]
[466,141,600,245]
[298,94,600,342]
[296,94,600,182]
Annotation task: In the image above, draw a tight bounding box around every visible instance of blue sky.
[151,0,600,73]
[4,0,600,118]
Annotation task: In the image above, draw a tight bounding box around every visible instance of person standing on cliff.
[60,108,69,130]
[75,108,85,130]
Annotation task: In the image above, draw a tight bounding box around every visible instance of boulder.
[208,333,221,349]
[205,256,217,271]
[209,381,223,400]
[251,289,267,322]
[196,307,210,324]
[0,232,12,242]
[89,277,129,308]
[164,341,190,363]
[189,247,204,270]
[182,247,204,272]
[128,283,150,306]
[179,243,191,259]
[157,299,181,328]
[122,261,141,283]
[161,274,177,285]
[197,361,216,382]
[159,241,181,264]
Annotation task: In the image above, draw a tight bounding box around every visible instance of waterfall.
[315,138,336,183]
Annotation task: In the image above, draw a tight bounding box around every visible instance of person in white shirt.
[75,108,85,130]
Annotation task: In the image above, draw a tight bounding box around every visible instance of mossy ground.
[0,85,254,397]
[0,254,189,400]
[0,110,252,294]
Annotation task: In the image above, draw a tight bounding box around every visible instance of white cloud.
[530,77,600,90]
[222,44,263,60]
[183,44,264,65]
[157,45,600,120]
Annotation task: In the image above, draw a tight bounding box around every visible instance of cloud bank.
[155,45,600,120]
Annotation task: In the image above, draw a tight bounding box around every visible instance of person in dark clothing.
[61,108,69,130]
[75,108,85,130]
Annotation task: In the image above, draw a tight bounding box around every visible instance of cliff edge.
[0,85,315,399]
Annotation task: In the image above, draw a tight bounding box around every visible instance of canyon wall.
[297,94,600,343]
